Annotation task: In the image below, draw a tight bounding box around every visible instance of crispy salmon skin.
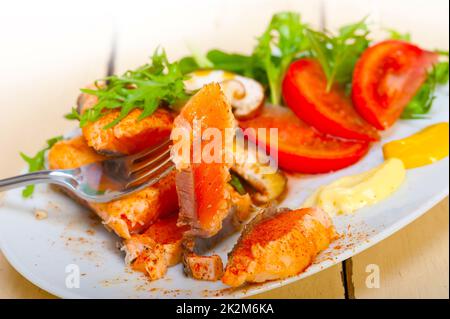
[48,136,178,239]
[222,207,336,287]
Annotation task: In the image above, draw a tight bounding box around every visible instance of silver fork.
[0,138,174,203]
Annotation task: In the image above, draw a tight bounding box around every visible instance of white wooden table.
[0,0,448,299]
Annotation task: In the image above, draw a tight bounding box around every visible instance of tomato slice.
[282,58,379,141]
[238,104,370,174]
[352,40,439,129]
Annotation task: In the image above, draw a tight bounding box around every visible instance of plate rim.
[1,186,447,299]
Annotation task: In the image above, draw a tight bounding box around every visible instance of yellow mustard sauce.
[222,71,235,80]
[192,70,235,80]
[303,158,406,217]
[193,69,213,77]
[383,122,449,169]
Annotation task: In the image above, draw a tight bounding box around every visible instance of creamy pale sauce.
[383,122,449,169]
[303,158,406,217]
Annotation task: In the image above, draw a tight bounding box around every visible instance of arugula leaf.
[74,48,189,129]
[388,29,411,41]
[64,107,82,121]
[253,12,309,104]
[434,60,450,84]
[20,136,63,198]
[401,60,449,119]
[179,13,309,105]
[179,56,201,75]
[207,50,263,78]
[307,18,370,92]
[189,46,214,69]
[229,173,247,195]
[435,50,449,57]
[180,49,268,88]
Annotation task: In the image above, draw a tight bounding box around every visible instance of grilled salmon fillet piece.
[77,86,174,156]
[48,136,178,239]
[122,214,188,280]
[222,207,336,287]
[171,83,256,281]
[48,135,106,168]
[184,253,224,281]
[171,83,237,238]
[90,173,178,239]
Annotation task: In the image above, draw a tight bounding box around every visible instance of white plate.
[0,86,448,298]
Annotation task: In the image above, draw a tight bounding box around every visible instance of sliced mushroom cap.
[231,139,287,204]
[184,70,264,119]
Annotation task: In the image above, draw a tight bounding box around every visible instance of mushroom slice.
[231,140,287,204]
[184,70,264,119]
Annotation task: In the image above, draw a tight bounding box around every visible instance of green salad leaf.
[64,107,82,121]
[179,12,309,105]
[68,48,189,129]
[179,49,265,82]
[20,136,63,198]
[253,12,309,104]
[61,11,448,130]
[388,29,411,41]
[307,18,370,92]
[385,31,449,119]
[229,173,247,195]
[401,60,450,119]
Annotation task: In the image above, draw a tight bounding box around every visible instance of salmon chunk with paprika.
[77,86,174,156]
[222,207,336,287]
[122,214,188,280]
[171,83,238,238]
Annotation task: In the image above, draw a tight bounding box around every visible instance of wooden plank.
[324,0,449,49]
[252,264,345,299]
[351,198,449,299]
[0,256,345,299]
[3,0,446,299]
[0,253,55,299]
[324,0,449,299]
[114,0,322,73]
[0,1,344,298]
[3,198,447,299]
[0,1,113,298]
[0,0,114,178]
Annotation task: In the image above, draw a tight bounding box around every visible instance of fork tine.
[126,157,174,188]
[130,138,171,163]
[130,148,171,174]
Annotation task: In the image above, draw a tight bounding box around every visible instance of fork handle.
[0,170,75,193]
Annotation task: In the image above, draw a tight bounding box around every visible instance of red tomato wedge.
[282,58,379,141]
[352,40,439,129]
[238,104,370,174]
